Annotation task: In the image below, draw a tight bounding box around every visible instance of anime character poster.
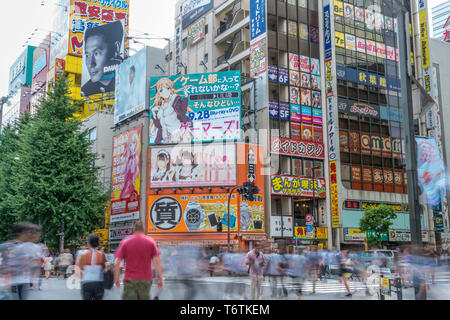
[290,70,301,87]
[290,86,301,104]
[111,126,142,223]
[289,53,300,71]
[375,12,384,30]
[309,26,319,43]
[148,144,237,188]
[310,58,320,76]
[355,7,364,22]
[299,23,309,40]
[365,9,375,30]
[344,3,354,20]
[300,55,311,73]
[311,91,321,108]
[149,71,241,145]
[301,88,311,106]
[301,72,311,88]
[311,75,321,90]
[345,33,356,51]
[385,16,393,30]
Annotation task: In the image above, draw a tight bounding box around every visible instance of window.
[88,127,97,143]
[204,53,208,63]
[292,158,303,176]
[205,24,208,35]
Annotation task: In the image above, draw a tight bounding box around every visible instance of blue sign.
[269,100,279,118]
[278,68,289,84]
[279,102,290,120]
[268,66,278,82]
[32,52,47,78]
[336,65,400,91]
[323,4,332,61]
[306,225,314,232]
[250,0,266,40]
[182,0,214,29]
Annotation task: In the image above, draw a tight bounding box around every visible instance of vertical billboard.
[250,0,267,41]
[181,0,213,29]
[81,20,126,96]
[114,47,146,124]
[111,126,142,223]
[148,144,237,188]
[149,71,241,145]
[69,0,129,57]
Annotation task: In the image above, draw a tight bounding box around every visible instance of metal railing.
[217,31,243,66]
[216,1,243,36]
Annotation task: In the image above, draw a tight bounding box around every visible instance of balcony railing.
[216,1,245,37]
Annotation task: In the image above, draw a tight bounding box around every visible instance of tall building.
[432,0,450,41]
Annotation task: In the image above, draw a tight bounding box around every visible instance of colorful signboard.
[295,227,328,240]
[111,126,142,223]
[149,71,241,145]
[148,144,237,188]
[181,0,213,29]
[187,18,205,46]
[81,20,126,96]
[344,228,366,241]
[271,176,326,197]
[114,47,146,124]
[69,0,129,57]
[271,137,325,159]
[250,37,267,77]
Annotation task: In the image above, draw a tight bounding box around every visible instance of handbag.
[102,253,114,290]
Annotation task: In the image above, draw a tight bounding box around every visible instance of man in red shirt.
[114,221,164,300]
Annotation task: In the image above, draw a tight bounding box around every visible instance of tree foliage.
[359,205,397,247]
[0,77,109,250]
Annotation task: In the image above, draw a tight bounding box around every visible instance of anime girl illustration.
[290,87,300,104]
[312,91,321,108]
[149,77,193,145]
[311,75,320,90]
[175,150,201,182]
[120,132,140,200]
[301,73,310,88]
[301,88,311,106]
[151,150,176,182]
[290,70,300,87]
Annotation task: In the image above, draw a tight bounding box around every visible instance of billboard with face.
[111,126,142,223]
[149,71,241,145]
[114,47,146,124]
[81,20,125,96]
[148,144,237,188]
[69,0,129,57]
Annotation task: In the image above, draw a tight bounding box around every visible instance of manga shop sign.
[271,137,325,159]
[271,175,326,197]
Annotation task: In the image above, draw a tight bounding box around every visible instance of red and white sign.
[366,40,377,56]
[376,42,386,59]
[109,225,133,241]
[305,214,313,224]
[271,137,325,159]
[356,37,366,53]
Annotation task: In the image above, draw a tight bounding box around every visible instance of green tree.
[359,205,397,248]
[0,115,31,241]
[10,77,109,251]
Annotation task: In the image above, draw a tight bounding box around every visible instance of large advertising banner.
[181,0,213,29]
[147,194,240,233]
[69,0,129,57]
[149,71,241,145]
[81,20,126,96]
[416,137,447,206]
[111,126,142,223]
[149,144,237,188]
[187,18,205,46]
[114,47,146,124]
[250,37,267,77]
[250,0,266,41]
[271,176,326,197]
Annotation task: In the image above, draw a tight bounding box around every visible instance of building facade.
[432,0,450,41]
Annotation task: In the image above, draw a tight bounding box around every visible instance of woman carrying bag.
[76,234,106,300]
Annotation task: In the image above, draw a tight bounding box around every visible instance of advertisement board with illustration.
[148,143,237,188]
[111,126,142,223]
[271,176,326,198]
[149,71,241,145]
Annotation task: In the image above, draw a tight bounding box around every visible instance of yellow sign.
[93,229,109,241]
[335,32,345,48]
[381,277,391,296]
[334,0,343,16]
[419,9,430,69]
[294,227,328,239]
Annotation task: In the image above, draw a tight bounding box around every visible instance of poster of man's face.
[81,20,125,97]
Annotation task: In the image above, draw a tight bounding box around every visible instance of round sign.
[306,225,314,232]
[305,214,313,223]
[149,197,183,231]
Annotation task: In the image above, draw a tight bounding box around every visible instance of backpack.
[102,253,114,290]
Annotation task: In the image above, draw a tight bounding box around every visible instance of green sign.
[367,229,389,241]
[435,214,444,233]
[149,71,242,145]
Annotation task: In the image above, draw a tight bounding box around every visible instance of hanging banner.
[419,0,430,69]
[250,37,267,77]
[416,137,447,206]
[149,71,241,145]
[111,126,142,223]
[250,0,266,40]
[271,176,326,197]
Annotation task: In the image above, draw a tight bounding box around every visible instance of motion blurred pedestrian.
[245,242,266,300]
[114,221,163,300]
[57,249,73,279]
[338,249,354,297]
[76,234,106,300]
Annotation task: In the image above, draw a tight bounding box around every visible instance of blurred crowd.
[1,221,449,300]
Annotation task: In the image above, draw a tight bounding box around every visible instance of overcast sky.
[0,0,447,98]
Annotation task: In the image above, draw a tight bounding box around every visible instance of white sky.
[0,0,447,98]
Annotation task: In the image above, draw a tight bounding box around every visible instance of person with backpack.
[76,234,106,300]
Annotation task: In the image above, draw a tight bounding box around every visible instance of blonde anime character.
[120,132,140,200]
[149,77,194,144]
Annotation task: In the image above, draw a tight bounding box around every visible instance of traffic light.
[216,221,222,232]
[238,182,260,201]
